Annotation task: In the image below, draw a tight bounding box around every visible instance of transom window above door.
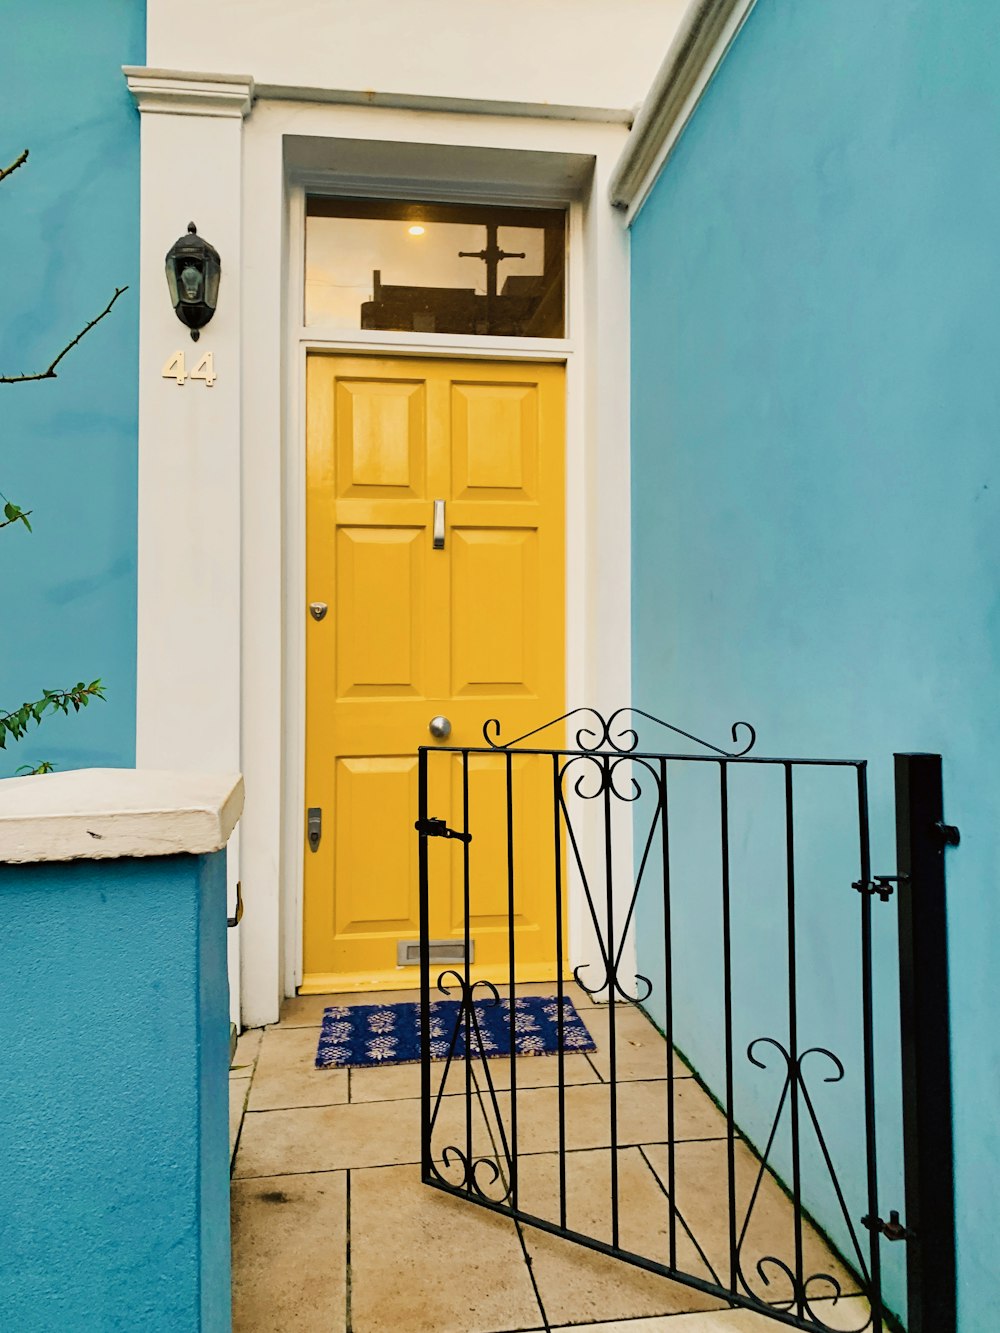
[304,197,566,337]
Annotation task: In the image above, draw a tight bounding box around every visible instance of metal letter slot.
[433,499,445,549]
[307,807,322,852]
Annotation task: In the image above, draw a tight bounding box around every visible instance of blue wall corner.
[630,0,1000,1325]
[2,1,144,773]
[0,850,231,1332]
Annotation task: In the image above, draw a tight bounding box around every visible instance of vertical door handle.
[433,499,445,550]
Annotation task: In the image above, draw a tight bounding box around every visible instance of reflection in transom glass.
[305,197,566,337]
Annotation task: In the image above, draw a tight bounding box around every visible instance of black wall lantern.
[165,222,220,340]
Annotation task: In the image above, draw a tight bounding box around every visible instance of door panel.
[335,377,426,496]
[333,757,419,933]
[450,528,537,696]
[335,527,425,697]
[451,380,538,499]
[304,354,564,993]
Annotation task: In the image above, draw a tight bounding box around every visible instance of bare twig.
[0,286,128,384]
[0,149,28,184]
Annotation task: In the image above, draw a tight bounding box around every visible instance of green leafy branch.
[2,145,118,773]
[0,682,105,751]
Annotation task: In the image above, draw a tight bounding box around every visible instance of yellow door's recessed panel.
[334,756,419,933]
[305,354,565,993]
[450,753,555,932]
[451,528,537,697]
[335,377,426,496]
[335,526,424,697]
[452,381,538,499]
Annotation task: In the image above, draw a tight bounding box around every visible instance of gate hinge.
[862,1210,913,1242]
[853,874,908,902]
[414,816,471,845]
[935,821,961,847]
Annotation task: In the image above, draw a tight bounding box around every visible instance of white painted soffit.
[0,769,245,864]
[608,0,758,220]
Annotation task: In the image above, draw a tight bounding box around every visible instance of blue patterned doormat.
[315,995,596,1069]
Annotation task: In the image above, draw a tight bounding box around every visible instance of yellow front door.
[303,354,565,993]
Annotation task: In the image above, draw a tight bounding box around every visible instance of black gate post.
[894,753,957,1333]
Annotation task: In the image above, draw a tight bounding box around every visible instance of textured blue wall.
[0,851,232,1331]
[631,0,999,1327]
[2,2,143,773]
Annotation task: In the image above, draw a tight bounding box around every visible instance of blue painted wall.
[2,2,143,773]
[631,1,1000,1327]
[0,851,232,1330]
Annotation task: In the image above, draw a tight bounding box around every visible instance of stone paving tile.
[248,1026,348,1111]
[642,1139,859,1307]
[542,1295,882,1330]
[351,1163,542,1333]
[584,1005,693,1082]
[230,1027,263,1078]
[485,1077,728,1158]
[514,1146,713,1275]
[231,1171,346,1332]
[523,1223,724,1327]
[229,1077,251,1161]
[278,989,423,1028]
[234,1086,489,1178]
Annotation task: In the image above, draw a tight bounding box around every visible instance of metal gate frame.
[416,710,957,1333]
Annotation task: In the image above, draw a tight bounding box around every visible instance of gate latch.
[853,874,908,902]
[414,816,471,845]
[862,1210,913,1242]
[227,880,244,928]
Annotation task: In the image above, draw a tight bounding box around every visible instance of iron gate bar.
[418,709,953,1333]
[857,764,885,1330]
[894,754,957,1333]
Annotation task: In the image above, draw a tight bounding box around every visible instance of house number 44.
[162,350,216,387]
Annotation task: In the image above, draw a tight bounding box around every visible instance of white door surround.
[126,69,633,1028]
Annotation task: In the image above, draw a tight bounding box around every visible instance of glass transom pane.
[305,197,566,338]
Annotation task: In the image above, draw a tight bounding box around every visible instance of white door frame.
[127,74,634,1027]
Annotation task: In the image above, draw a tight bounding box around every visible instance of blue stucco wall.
[3,2,143,773]
[0,851,232,1331]
[630,1,999,1327]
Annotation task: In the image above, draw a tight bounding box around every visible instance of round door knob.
[428,715,452,740]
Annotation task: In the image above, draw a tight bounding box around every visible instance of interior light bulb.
[407,224,425,237]
[179,263,202,301]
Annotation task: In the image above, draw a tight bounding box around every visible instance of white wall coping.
[608,0,758,220]
[0,769,245,865]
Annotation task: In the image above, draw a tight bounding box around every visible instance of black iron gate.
[416,709,956,1333]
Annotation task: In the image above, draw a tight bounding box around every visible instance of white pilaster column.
[125,68,254,1024]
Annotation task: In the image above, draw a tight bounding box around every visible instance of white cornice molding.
[0,769,245,864]
[608,0,758,220]
[124,67,255,119]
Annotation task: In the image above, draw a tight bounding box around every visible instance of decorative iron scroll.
[737,1038,876,1332]
[483,706,757,757]
[424,971,514,1205]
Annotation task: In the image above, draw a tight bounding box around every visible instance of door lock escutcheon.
[307,807,322,852]
[310,602,328,622]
